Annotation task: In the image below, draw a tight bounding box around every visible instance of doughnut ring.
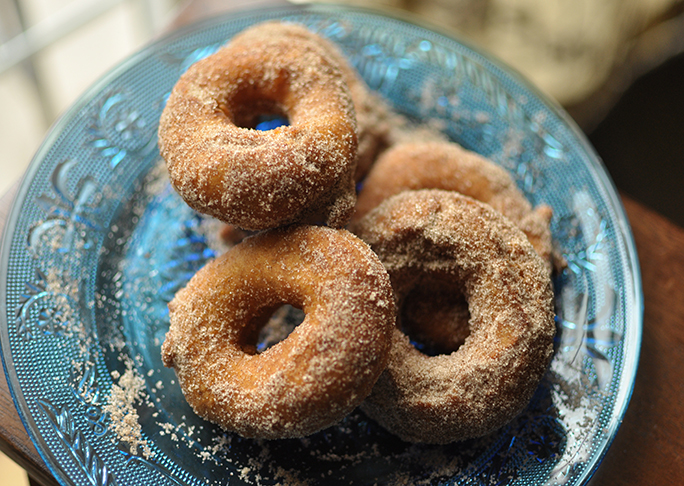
[232,21,393,181]
[161,225,395,439]
[158,24,358,231]
[351,190,555,443]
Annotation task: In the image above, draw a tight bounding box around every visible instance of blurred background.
[0,0,683,482]
[2,0,684,220]
[0,0,182,198]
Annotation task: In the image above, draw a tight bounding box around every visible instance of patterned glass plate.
[0,5,642,486]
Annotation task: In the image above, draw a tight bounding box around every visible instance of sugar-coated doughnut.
[161,225,395,439]
[158,23,358,230]
[230,21,394,181]
[238,22,390,180]
[353,141,554,273]
[352,141,554,354]
[351,190,555,444]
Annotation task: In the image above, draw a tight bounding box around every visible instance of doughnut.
[232,22,389,178]
[161,225,395,439]
[350,189,555,444]
[232,21,394,181]
[353,141,554,272]
[158,23,358,231]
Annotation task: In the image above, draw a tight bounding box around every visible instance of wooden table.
[2,1,683,485]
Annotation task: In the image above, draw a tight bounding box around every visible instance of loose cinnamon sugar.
[103,358,152,456]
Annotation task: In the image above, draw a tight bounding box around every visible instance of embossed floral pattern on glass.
[0,6,641,486]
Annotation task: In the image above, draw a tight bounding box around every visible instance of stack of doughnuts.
[159,21,396,439]
[158,21,556,444]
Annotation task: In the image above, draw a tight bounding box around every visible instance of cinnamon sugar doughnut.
[351,190,555,443]
[158,24,358,230]
[233,21,394,181]
[353,141,554,272]
[161,225,395,439]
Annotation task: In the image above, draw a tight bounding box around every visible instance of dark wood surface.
[588,195,684,485]
[2,1,683,485]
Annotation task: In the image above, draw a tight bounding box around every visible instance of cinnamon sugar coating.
[234,22,394,181]
[351,190,555,444]
[161,225,395,439]
[158,23,358,230]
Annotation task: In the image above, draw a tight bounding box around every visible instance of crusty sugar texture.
[351,190,556,444]
[234,21,396,182]
[353,141,554,274]
[161,225,396,439]
[158,23,359,230]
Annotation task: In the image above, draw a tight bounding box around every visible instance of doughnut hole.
[220,95,290,130]
[255,114,289,131]
[234,301,304,355]
[399,279,471,356]
[251,304,305,353]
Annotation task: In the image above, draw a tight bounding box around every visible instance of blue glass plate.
[0,5,642,486]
